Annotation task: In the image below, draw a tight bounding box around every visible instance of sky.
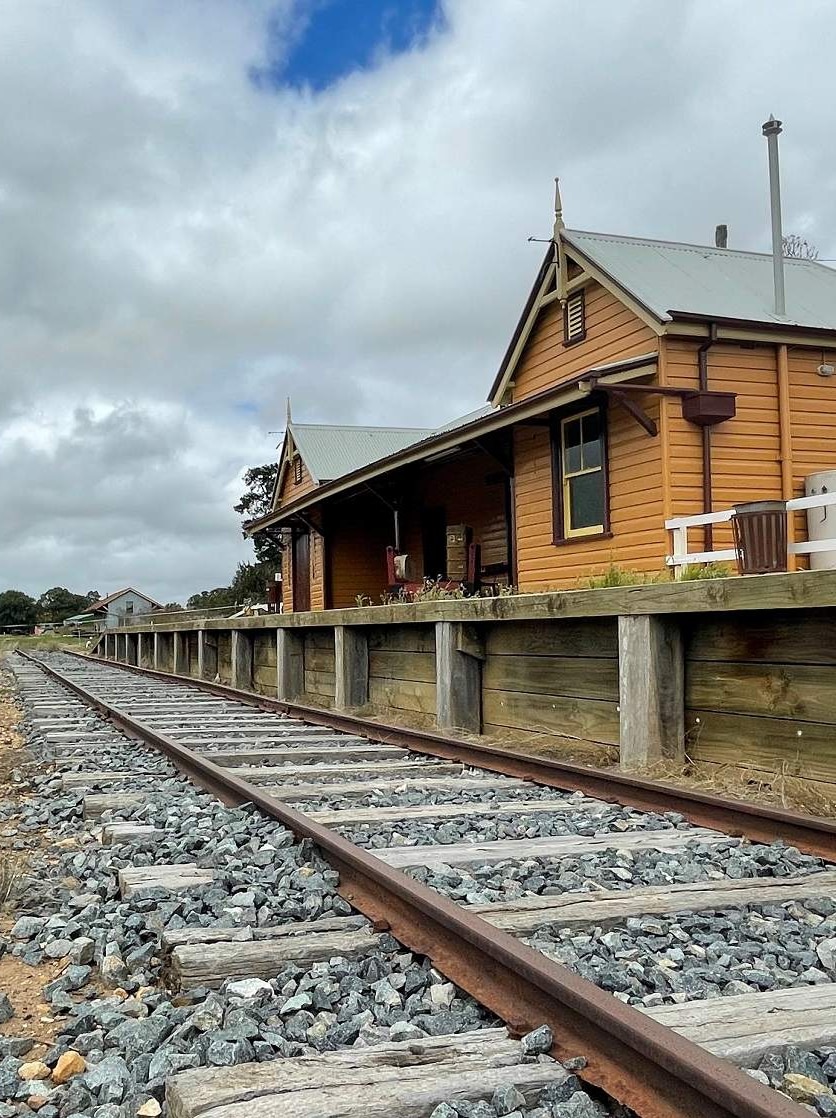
[1,0,835,604]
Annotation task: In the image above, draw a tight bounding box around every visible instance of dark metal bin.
[731,500,788,575]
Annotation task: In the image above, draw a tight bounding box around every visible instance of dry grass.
[635,756,836,819]
[0,852,22,909]
[353,702,437,733]
[0,634,89,654]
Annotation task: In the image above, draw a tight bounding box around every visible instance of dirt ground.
[0,954,73,1052]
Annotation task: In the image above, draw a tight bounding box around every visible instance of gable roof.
[489,228,836,404]
[288,422,434,485]
[565,229,836,330]
[88,587,163,611]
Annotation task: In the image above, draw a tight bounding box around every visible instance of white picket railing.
[665,491,836,573]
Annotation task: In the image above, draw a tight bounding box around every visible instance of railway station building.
[249,226,836,612]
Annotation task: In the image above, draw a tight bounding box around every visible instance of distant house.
[249,224,836,611]
[85,588,163,629]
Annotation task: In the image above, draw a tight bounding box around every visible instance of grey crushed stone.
[340,805,690,849]
[407,842,825,904]
[529,899,836,1006]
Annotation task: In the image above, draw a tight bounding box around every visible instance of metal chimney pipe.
[762,115,786,317]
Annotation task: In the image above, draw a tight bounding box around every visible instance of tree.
[234,463,282,567]
[186,587,237,611]
[162,602,184,612]
[230,560,275,603]
[783,233,819,260]
[0,590,38,630]
[37,587,92,624]
[85,590,101,604]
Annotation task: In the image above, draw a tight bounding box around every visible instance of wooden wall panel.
[253,632,277,668]
[281,546,293,613]
[367,624,437,723]
[511,282,657,402]
[303,629,335,705]
[684,609,836,783]
[513,401,666,590]
[251,632,277,695]
[787,346,836,559]
[665,339,784,555]
[327,496,393,608]
[310,533,326,612]
[216,633,232,686]
[482,618,619,744]
[281,529,326,613]
[278,456,318,505]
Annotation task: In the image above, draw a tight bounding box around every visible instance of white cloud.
[1,0,834,598]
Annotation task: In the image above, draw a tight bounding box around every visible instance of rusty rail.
[22,649,819,1118]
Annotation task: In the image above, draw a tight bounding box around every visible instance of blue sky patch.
[253,0,443,92]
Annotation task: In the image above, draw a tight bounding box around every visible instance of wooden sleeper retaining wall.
[96,572,836,787]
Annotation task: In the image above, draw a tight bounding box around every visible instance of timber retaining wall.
[98,571,836,788]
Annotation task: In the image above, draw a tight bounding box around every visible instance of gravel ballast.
[528,899,836,1006]
[407,842,827,904]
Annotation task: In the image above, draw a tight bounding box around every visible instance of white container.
[804,470,836,569]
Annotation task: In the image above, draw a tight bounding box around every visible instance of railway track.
[4,649,836,1118]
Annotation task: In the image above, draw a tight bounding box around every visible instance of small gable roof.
[565,229,836,330]
[88,588,162,611]
[287,422,434,485]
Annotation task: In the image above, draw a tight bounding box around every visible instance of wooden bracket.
[606,387,659,437]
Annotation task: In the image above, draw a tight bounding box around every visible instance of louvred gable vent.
[566,291,585,342]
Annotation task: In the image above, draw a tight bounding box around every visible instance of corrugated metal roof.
[290,423,433,483]
[565,229,836,329]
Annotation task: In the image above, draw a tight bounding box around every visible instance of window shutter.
[293,455,303,484]
[565,291,586,343]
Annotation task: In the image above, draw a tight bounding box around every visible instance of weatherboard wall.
[512,398,666,591]
[509,280,657,402]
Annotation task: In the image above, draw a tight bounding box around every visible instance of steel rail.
[68,650,835,860]
[23,649,810,1118]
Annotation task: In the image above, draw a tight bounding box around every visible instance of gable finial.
[285,396,292,424]
[553,177,565,237]
[553,177,568,303]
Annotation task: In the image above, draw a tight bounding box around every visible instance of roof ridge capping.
[565,227,830,268]
[290,421,434,433]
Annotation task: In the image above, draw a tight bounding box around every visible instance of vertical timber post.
[277,629,304,701]
[435,621,483,733]
[103,633,111,659]
[334,626,369,710]
[120,633,129,663]
[173,632,187,675]
[153,633,161,671]
[231,630,254,691]
[198,630,218,681]
[617,614,684,770]
[136,633,144,668]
